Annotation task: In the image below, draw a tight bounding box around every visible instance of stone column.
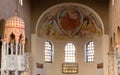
[108,51,114,75]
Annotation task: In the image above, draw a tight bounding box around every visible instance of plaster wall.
[31,34,109,75]
[109,0,120,37]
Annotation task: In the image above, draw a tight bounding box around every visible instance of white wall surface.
[31,34,109,75]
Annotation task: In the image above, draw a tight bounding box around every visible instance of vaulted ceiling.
[30,0,109,34]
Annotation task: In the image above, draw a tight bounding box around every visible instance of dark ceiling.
[30,0,109,3]
[30,0,109,7]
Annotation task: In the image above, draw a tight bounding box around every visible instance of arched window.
[85,41,94,62]
[65,43,75,63]
[45,41,54,63]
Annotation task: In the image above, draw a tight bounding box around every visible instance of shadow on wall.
[0,19,5,68]
[25,37,31,52]
[0,19,5,38]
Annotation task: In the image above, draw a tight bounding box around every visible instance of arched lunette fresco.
[35,3,104,40]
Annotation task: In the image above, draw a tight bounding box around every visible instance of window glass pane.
[85,41,94,62]
[65,43,75,63]
[45,41,53,63]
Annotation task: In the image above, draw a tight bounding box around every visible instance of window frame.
[45,41,54,63]
[85,41,95,63]
[65,43,76,63]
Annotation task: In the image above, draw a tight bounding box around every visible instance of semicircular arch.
[35,3,104,40]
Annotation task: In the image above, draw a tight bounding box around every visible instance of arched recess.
[116,26,120,46]
[35,3,104,40]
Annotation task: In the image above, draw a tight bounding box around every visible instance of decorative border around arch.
[35,3,104,39]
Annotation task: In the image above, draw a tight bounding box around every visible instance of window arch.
[85,41,94,62]
[45,41,54,63]
[65,43,75,63]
